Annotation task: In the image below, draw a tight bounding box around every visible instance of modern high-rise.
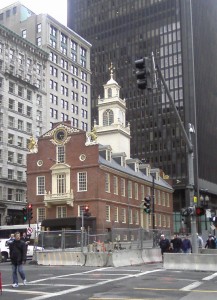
[0,2,91,225]
[67,0,217,232]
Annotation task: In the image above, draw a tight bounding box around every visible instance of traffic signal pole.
[155,63,198,253]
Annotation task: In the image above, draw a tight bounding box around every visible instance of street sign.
[206,209,211,218]
[27,227,33,235]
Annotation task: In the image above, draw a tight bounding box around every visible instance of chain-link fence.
[35,228,171,252]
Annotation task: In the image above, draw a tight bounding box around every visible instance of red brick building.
[26,70,174,233]
[26,122,173,233]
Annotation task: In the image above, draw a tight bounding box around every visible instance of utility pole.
[155,63,198,254]
[134,53,198,253]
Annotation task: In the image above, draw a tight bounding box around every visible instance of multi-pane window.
[8,169,14,180]
[8,133,14,144]
[113,176,118,195]
[17,136,23,147]
[50,108,58,119]
[57,146,65,163]
[81,71,87,81]
[162,214,166,227]
[27,106,32,117]
[50,80,58,91]
[26,122,32,133]
[50,66,58,77]
[71,78,78,88]
[18,53,24,65]
[8,188,13,200]
[37,207,45,222]
[81,96,87,106]
[8,151,14,162]
[57,206,66,218]
[81,109,87,119]
[77,172,87,191]
[106,205,111,222]
[18,119,23,130]
[37,176,45,195]
[57,174,66,194]
[16,189,23,202]
[121,178,125,196]
[70,40,77,51]
[50,94,58,105]
[121,208,126,223]
[105,173,110,193]
[61,99,68,110]
[158,214,162,227]
[17,153,23,164]
[50,25,57,37]
[18,103,23,114]
[128,181,132,198]
[50,52,58,63]
[81,122,88,131]
[71,65,78,75]
[81,83,87,94]
[71,91,78,101]
[162,192,166,206]
[8,116,14,127]
[157,190,161,205]
[9,82,15,94]
[134,183,138,200]
[36,37,42,46]
[18,86,24,97]
[114,206,118,222]
[61,58,68,70]
[166,193,170,207]
[135,210,139,225]
[103,109,114,126]
[17,171,23,181]
[167,215,170,228]
[71,117,78,128]
[27,90,32,100]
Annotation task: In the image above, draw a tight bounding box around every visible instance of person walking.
[171,234,183,253]
[159,234,170,256]
[9,232,27,288]
[205,234,216,249]
[181,234,192,253]
[197,233,203,249]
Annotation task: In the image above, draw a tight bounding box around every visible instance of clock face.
[55,129,67,143]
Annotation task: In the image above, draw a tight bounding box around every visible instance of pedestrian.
[9,232,27,288]
[171,234,182,253]
[205,234,216,249]
[159,234,171,256]
[197,233,203,249]
[6,233,15,246]
[181,234,192,253]
[21,232,30,252]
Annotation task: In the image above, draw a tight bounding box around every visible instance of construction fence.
[35,228,171,252]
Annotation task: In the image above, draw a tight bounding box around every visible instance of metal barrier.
[35,228,171,252]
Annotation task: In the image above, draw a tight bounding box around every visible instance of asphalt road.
[1,261,217,300]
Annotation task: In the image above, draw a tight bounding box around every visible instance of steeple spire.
[108,62,115,80]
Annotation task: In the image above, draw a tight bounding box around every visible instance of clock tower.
[94,64,131,158]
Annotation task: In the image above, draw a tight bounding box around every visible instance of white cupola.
[94,63,131,158]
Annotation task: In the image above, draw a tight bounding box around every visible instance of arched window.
[103,109,114,126]
[108,88,112,98]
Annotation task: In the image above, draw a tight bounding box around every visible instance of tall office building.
[0,23,48,225]
[67,0,217,231]
[0,2,91,225]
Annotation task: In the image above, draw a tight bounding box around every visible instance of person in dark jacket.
[171,234,183,253]
[205,234,216,249]
[181,234,192,253]
[9,232,27,288]
[159,234,170,256]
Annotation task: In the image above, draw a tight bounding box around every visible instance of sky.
[0,0,67,26]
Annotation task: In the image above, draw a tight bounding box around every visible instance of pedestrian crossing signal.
[195,207,205,216]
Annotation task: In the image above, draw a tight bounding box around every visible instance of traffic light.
[195,207,205,216]
[22,207,27,223]
[83,205,90,217]
[27,203,33,220]
[144,196,151,214]
[135,57,152,90]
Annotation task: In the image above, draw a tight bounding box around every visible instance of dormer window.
[103,109,114,126]
[106,149,111,161]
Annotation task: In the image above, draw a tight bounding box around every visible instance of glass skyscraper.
[67,0,217,230]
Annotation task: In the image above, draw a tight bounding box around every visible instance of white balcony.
[44,190,74,207]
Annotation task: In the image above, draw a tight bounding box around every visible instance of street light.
[200,193,209,230]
